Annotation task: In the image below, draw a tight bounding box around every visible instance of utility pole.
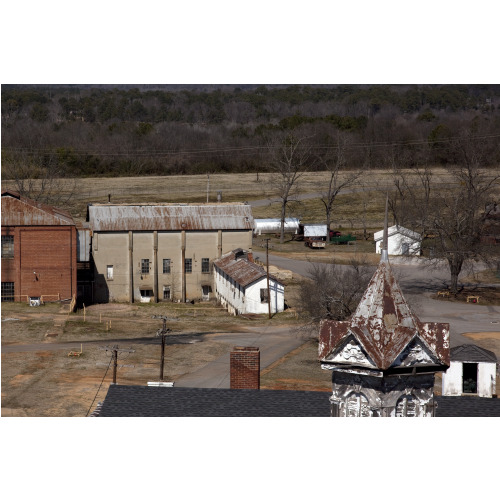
[99,345,135,385]
[265,238,271,319]
[152,315,171,382]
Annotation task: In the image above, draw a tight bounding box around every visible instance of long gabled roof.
[97,385,500,417]
[1,190,75,226]
[87,203,254,231]
[213,250,282,288]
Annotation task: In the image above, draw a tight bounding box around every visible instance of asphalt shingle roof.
[450,344,498,363]
[99,385,331,417]
[98,385,500,417]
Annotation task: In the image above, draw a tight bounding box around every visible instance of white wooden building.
[374,225,422,256]
[213,249,284,316]
[442,344,497,398]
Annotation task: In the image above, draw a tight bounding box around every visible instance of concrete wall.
[92,230,252,303]
[442,360,497,398]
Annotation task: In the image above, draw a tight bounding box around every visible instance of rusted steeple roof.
[319,196,449,371]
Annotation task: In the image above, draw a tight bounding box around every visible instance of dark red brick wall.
[230,346,260,389]
[2,226,77,301]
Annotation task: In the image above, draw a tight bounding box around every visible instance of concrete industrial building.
[1,190,77,303]
[87,203,254,303]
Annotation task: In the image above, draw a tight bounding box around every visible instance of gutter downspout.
[154,231,158,303]
[181,230,186,302]
[129,231,134,303]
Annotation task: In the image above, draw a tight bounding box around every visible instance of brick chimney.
[230,346,260,389]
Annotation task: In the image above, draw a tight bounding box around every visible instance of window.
[140,289,154,298]
[1,235,14,258]
[260,288,269,303]
[163,258,171,274]
[1,282,14,302]
[141,259,150,274]
[396,395,418,417]
[185,258,192,273]
[201,258,210,273]
[163,286,171,300]
[106,265,114,280]
[346,392,371,417]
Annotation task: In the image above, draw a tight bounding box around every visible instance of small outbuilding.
[374,224,422,256]
[214,249,284,316]
[442,344,498,398]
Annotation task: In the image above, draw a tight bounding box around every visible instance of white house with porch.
[213,249,284,316]
[374,224,422,256]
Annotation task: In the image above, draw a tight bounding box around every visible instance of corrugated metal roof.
[214,251,282,288]
[1,190,75,226]
[88,203,254,231]
[319,259,449,370]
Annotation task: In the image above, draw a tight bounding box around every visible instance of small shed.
[374,225,422,256]
[442,344,498,398]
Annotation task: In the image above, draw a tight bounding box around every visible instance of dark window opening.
[140,289,154,298]
[163,287,171,300]
[1,282,14,302]
[163,259,171,274]
[260,288,269,303]
[201,258,210,273]
[463,363,478,393]
[185,258,192,273]
[1,235,14,258]
[141,259,150,274]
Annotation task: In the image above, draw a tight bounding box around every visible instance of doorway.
[462,363,478,393]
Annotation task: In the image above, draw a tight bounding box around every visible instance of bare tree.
[389,130,500,294]
[298,258,373,325]
[2,151,76,207]
[319,133,362,231]
[269,134,316,243]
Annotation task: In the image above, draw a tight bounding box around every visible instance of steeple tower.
[318,198,450,417]
[381,193,389,262]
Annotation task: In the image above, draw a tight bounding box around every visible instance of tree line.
[2,84,500,178]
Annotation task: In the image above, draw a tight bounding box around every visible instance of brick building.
[1,190,77,303]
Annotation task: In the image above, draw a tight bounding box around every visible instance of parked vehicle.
[330,231,356,244]
[305,236,326,249]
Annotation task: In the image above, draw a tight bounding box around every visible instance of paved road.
[3,252,498,389]
[253,251,500,348]
[175,325,306,388]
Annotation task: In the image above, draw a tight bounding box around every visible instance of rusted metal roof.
[214,250,282,288]
[1,190,75,226]
[319,260,449,370]
[88,203,254,231]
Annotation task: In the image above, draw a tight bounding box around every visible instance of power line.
[86,355,112,417]
[2,132,500,159]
